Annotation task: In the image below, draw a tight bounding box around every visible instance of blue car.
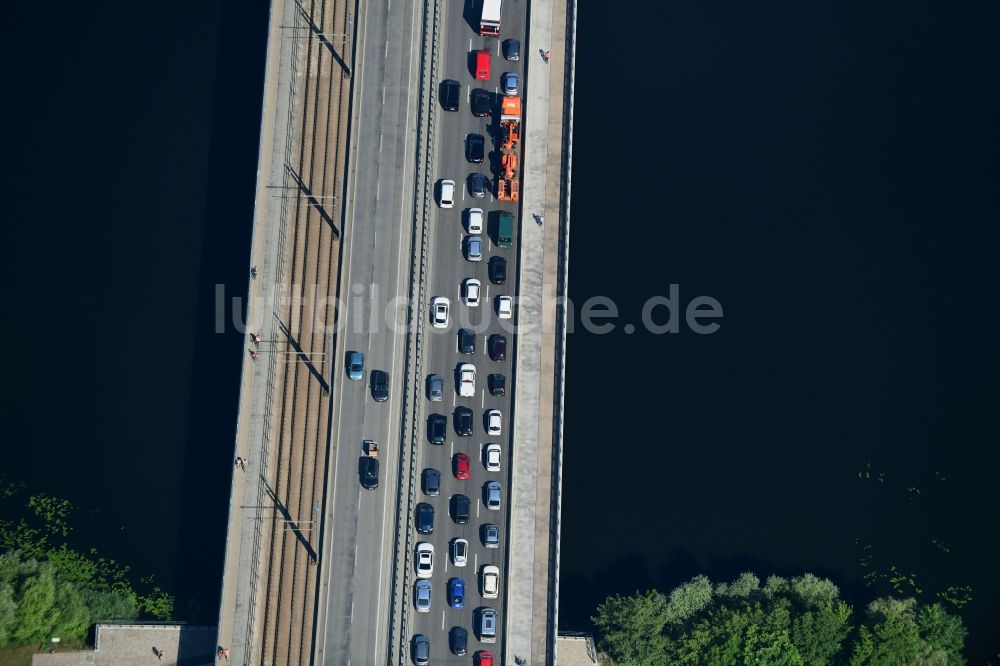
[449,577,465,609]
[347,351,364,380]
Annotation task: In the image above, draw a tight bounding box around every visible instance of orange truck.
[497,96,521,201]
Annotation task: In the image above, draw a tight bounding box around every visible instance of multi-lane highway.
[315,0,529,661]
[316,0,423,663]
[403,1,529,662]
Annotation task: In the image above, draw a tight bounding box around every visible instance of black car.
[450,493,471,524]
[449,626,468,656]
[488,373,506,397]
[441,79,460,111]
[371,370,389,402]
[359,456,379,489]
[458,328,476,354]
[489,334,507,362]
[422,468,441,496]
[470,88,490,117]
[466,133,485,163]
[428,413,447,444]
[503,38,521,61]
[454,407,474,436]
[416,502,434,534]
[468,172,488,198]
[488,256,507,285]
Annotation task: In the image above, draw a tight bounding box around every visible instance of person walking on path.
[218,646,231,661]
[249,349,259,360]
[235,457,246,470]
[253,333,262,344]
[543,49,550,62]
[157,648,164,660]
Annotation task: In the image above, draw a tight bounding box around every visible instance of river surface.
[1,0,997,660]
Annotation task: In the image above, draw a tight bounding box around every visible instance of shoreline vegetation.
[590,572,969,665]
[0,481,200,653]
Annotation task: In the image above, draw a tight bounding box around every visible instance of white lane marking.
[486,284,490,301]
[384,40,389,59]
[474,553,478,570]
[481,390,485,409]
[450,441,454,457]
[351,601,355,622]
[441,610,446,630]
[452,391,456,407]
[378,0,450,656]
[376,180,380,201]
[382,86,386,105]
[379,133,383,153]
[468,37,472,51]
[476,501,481,518]
[496,40,500,56]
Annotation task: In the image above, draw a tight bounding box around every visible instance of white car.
[484,443,501,472]
[439,179,456,208]
[466,207,484,234]
[486,409,502,436]
[481,565,500,599]
[451,538,469,567]
[463,278,481,307]
[497,295,512,320]
[458,363,476,398]
[415,542,434,579]
[431,296,450,328]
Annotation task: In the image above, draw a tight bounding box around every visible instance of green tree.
[744,624,804,666]
[81,588,139,623]
[51,580,91,639]
[12,564,57,643]
[917,604,967,665]
[592,589,669,665]
[591,573,968,666]
[790,601,852,665]
[0,582,16,644]
[664,575,714,625]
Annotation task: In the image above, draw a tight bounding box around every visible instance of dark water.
[1,0,997,661]
[0,0,270,614]
[561,0,1000,661]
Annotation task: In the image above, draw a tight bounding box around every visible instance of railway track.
[252,0,353,662]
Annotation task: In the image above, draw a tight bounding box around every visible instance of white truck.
[480,0,502,36]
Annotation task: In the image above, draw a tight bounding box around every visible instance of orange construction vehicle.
[497,96,521,201]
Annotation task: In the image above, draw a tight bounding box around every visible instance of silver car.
[484,481,501,510]
[464,235,483,262]
[427,374,444,402]
[501,71,519,95]
[482,523,500,548]
[414,579,432,612]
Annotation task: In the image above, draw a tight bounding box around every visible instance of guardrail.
[238,3,304,663]
[387,0,442,662]
[549,0,577,661]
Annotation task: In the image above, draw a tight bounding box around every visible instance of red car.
[474,50,490,80]
[453,452,471,480]
[475,651,494,666]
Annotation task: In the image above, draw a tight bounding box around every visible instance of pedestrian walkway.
[505,0,577,661]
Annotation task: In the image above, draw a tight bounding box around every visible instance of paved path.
[504,0,577,661]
